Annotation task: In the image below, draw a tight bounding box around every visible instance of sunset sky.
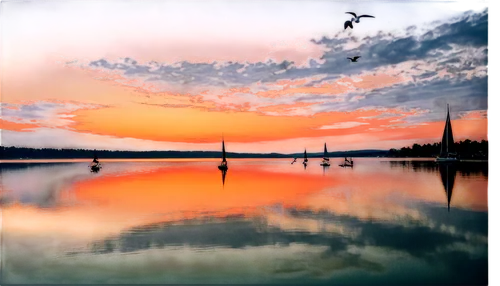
[0,0,488,153]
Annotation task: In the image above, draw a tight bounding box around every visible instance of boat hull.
[218,165,228,171]
[90,165,102,173]
[436,157,460,163]
[339,164,353,168]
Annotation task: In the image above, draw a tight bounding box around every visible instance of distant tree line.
[0,147,287,160]
[1,141,486,160]
[387,139,488,159]
[0,146,388,160]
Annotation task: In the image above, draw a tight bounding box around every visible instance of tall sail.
[440,105,456,157]
[222,140,227,162]
[324,143,328,159]
[304,149,308,162]
[439,163,457,212]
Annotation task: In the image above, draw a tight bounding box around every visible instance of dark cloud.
[0,101,109,122]
[89,58,305,87]
[314,76,488,123]
[315,9,487,76]
[76,10,489,87]
[417,71,438,79]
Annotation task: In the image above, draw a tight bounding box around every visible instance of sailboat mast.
[446,104,449,154]
[222,140,227,162]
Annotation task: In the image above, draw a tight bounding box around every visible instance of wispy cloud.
[69,9,487,121]
[1,101,108,129]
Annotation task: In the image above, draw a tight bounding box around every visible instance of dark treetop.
[387,139,487,159]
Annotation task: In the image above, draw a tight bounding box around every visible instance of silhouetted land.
[0,146,387,160]
[0,140,487,160]
[387,140,488,159]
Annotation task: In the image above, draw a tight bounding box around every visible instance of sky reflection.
[0,159,488,284]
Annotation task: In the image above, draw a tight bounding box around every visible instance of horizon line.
[0,138,487,155]
[1,146,389,155]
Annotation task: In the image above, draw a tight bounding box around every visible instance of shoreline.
[0,157,488,163]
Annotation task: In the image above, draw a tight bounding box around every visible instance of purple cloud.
[0,101,109,122]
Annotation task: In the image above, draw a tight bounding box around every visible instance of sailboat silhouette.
[303,149,308,169]
[438,163,457,212]
[89,150,102,173]
[436,104,459,162]
[218,140,228,171]
[320,143,331,167]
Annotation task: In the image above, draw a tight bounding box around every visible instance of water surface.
[0,158,488,284]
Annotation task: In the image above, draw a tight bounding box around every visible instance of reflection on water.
[322,165,328,176]
[221,169,227,187]
[0,159,488,284]
[439,164,457,212]
[388,160,488,177]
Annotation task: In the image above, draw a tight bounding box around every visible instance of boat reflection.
[439,163,457,212]
[221,169,227,187]
[322,165,328,176]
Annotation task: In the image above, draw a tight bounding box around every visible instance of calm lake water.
[0,158,488,284]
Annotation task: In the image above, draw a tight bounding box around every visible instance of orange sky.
[0,3,487,152]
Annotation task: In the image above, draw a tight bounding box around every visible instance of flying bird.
[347,56,361,62]
[346,12,375,23]
[344,20,353,30]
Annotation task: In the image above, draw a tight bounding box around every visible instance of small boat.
[89,153,102,173]
[320,143,330,167]
[436,105,459,162]
[218,140,228,171]
[291,158,297,164]
[90,165,101,173]
[303,149,308,169]
[339,157,354,168]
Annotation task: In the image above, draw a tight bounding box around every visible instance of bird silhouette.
[344,12,374,29]
[346,12,375,23]
[344,20,353,30]
[347,56,361,62]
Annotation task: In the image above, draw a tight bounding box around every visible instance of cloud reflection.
[55,198,488,282]
[0,163,99,210]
